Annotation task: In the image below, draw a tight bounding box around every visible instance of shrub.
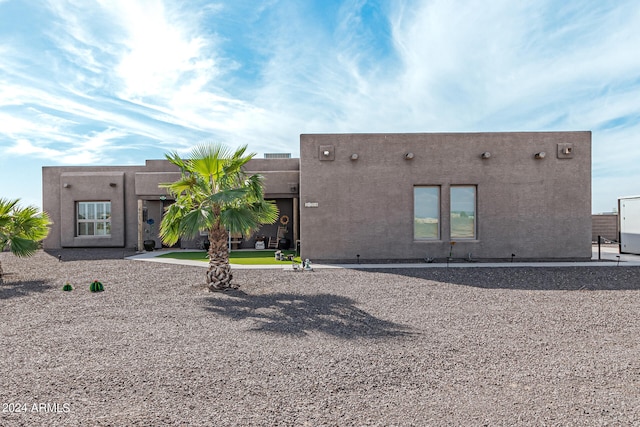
[89,280,104,292]
[62,283,73,291]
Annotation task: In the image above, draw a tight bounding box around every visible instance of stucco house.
[42,157,299,253]
[43,131,592,262]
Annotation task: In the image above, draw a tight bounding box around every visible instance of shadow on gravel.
[204,290,413,339]
[357,267,640,291]
[0,280,52,299]
[44,248,137,261]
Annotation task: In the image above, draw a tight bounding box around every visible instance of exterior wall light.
[319,145,334,161]
[535,152,546,159]
[63,183,71,188]
[109,182,117,187]
[556,143,574,159]
[481,152,491,159]
[350,153,359,161]
[404,152,414,160]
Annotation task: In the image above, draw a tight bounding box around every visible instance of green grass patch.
[156,250,301,265]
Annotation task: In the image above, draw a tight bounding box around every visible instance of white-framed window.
[414,186,440,240]
[450,186,476,239]
[77,202,111,236]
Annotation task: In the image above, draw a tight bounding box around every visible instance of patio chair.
[267,236,279,249]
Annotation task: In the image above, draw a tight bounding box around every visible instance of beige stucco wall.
[44,134,591,258]
[43,158,300,250]
[58,172,126,247]
[43,167,141,249]
[299,132,592,262]
[135,172,181,196]
[245,158,300,198]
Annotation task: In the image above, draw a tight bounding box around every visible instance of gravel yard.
[2,249,640,426]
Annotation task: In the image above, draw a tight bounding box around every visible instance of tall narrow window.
[77,202,111,236]
[450,186,476,239]
[414,186,440,239]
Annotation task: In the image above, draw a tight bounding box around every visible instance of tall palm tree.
[159,143,278,291]
[0,198,51,284]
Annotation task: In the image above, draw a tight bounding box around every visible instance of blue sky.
[1,0,639,213]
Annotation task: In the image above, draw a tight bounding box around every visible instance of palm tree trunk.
[0,260,3,285]
[206,223,234,291]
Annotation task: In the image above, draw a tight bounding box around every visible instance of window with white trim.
[77,202,111,236]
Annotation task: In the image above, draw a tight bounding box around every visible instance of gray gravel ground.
[2,249,640,426]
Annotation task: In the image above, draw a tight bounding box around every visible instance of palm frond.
[179,209,214,239]
[0,199,50,254]
[244,174,267,201]
[220,206,262,236]
[6,236,39,257]
[251,200,279,224]
[206,188,249,206]
[189,143,232,179]
[0,198,20,216]
[160,175,199,196]
[222,145,254,176]
[18,214,51,241]
[159,203,187,246]
[165,151,188,170]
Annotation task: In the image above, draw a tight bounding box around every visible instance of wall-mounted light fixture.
[319,145,334,161]
[63,183,71,188]
[404,152,414,160]
[556,143,574,159]
[534,152,546,160]
[481,152,491,159]
[350,153,359,161]
[109,182,117,187]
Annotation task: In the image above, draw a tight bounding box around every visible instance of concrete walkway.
[126,245,640,269]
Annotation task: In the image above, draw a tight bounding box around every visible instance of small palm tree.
[159,143,278,291]
[0,198,51,284]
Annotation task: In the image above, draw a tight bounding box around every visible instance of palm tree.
[159,143,278,291]
[0,198,51,284]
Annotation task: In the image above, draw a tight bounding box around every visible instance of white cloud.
[4,126,130,165]
[38,0,261,148]
[375,1,640,132]
[2,0,640,211]
[6,139,61,157]
[111,1,218,101]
